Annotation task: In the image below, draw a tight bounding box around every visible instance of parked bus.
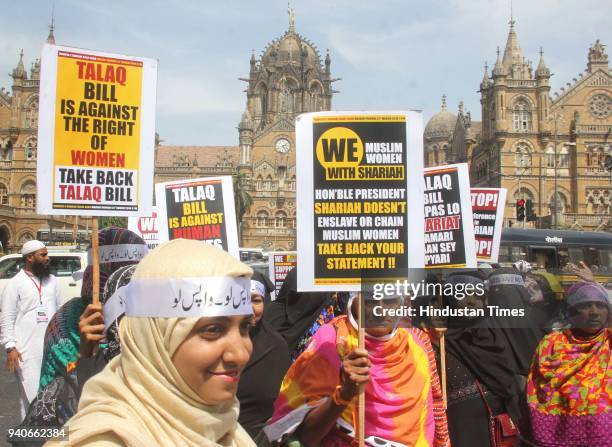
[499,228,612,286]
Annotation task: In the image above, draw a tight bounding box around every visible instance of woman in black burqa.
[237,271,291,439]
[432,271,523,447]
[263,267,342,360]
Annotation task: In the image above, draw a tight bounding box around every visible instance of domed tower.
[237,6,336,251]
[424,95,457,167]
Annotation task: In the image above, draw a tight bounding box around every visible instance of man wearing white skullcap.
[1,240,62,419]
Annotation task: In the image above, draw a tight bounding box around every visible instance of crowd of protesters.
[1,229,610,446]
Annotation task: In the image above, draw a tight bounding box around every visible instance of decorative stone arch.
[0,178,8,206]
[17,229,35,245]
[253,82,269,127]
[586,188,611,214]
[23,94,39,128]
[255,209,270,227]
[432,144,439,165]
[274,210,287,228]
[511,95,534,131]
[23,136,37,160]
[307,80,324,112]
[548,189,571,214]
[20,179,36,209]
[0,223,12,253]
[256,174,264,190]
[511,186,537,212]
[511,139,534,172]
[277,76,299,113]
[510,94,536,109]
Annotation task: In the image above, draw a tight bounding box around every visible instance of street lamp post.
[547,112,565,230]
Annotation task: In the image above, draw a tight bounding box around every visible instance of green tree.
[98,216,128,229]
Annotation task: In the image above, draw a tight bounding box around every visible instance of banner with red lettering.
[155,176,239,257]
[470,188,507,263]
[268,251,297,299]
[37,44,156,216]
[423,163,476,268]
[128,206,160,250]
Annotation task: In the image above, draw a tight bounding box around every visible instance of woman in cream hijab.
[47,239,256,446]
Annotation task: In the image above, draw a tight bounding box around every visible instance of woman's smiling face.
[172,315,253,404]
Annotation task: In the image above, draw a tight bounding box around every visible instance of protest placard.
[470,188,507,263]
[296,112,424,291]
[423,163,476,268]
[37,44,157,216]
[128,206,160,250]
[268,251,297,298]
[155,176,239,257]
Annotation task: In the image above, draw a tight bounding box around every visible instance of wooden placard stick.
[358,292,365,447]
[91,218,100,305]
[440,331,447,409]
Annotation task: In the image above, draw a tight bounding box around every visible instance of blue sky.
[1,0,610,146]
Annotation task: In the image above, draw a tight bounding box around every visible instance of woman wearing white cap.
[1,240,62,419]
[47,239,256,446]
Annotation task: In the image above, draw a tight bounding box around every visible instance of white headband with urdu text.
[123,276,252,318]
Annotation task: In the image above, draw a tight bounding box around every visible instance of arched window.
[23,95,39,129]
[275,211,287,228]
[278,78,297,114]
[289,175,296,191]
[256,211,268,227]
[25,138,37,160]
[20,181,36,209]
[310,83,323,112]
[512,98,532,131]
[433,145,439,165]
[546,147,555,168]
[549,192,568,214]
[18,232,34,245]
[558,146,569,168]
[256,175,264,191]
[1,140,13,161]
[514,143,532,171]
[265,175,273,190]
[513,187,534,202]
[0,183,8,205]
[254,83,268,130]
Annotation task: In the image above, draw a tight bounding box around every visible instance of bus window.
[530,247,556,269]
[499,245,525,264]
[557,247,583,269]
[600,249,612,274]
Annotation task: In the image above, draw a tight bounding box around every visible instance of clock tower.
[238,7,336,251]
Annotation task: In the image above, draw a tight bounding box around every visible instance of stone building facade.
[153,12,335,251]
[0,27,89,253]
[427,19,611,230]
[235,12,335,251]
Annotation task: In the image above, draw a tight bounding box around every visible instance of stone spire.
[12,50,27,80]
[47,9,56,44]
[492,46,505,77]
[502,18,524,73]
[239,109,253,130]
[288,2,295,32]
[535,47,550,78]
[441,94,447,111]
[481,62,491,88]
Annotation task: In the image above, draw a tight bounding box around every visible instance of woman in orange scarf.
[264,296,449,446]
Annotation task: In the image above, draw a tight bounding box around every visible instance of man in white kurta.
[1,240,62,419]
